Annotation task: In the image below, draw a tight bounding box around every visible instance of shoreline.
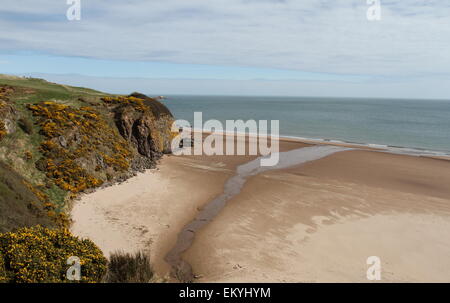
[188,128,450,158]
[70,136,450,282]
[184,148,450,282]
[69,136,311,279]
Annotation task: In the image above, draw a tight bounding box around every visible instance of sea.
[162,95,450,157]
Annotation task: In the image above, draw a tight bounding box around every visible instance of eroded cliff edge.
[0,75,175,232]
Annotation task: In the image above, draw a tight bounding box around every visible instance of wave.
[176,125,450,158]
[281,135,450,158]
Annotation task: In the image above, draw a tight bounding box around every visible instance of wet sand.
[166,145,349,281]
[70,136,309,278]
[70,137,450,282]
[184,150,450,282]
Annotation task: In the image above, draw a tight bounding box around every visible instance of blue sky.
[1,0,449,98]
[0,53,368,82]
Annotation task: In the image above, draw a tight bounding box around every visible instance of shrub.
[27,101,132,193]
[106,250,154,283]
[0,226,107,283]
[102,96,148,112]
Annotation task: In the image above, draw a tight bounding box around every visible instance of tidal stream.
[164,145,350,282]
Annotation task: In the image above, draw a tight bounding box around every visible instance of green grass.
[0,161,54,233]
[0,75,109,109]
[0,75,105,96]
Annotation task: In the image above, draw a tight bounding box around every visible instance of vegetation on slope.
[0,162,55,233]
[106,250,156,283]
[0,226,107,283]
[28,101,132,193]
[0,75,175,282]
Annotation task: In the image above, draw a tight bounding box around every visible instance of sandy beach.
[70,137,450,282]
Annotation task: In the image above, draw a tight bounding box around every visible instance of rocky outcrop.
[0,76,177,233]
[104,93,175,171]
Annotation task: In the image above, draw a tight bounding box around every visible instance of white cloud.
[1,0,450,77]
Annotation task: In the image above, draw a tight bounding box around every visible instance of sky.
[0,0,449,98]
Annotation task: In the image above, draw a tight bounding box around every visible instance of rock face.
[107,93,175,170]
[21,92,176,197]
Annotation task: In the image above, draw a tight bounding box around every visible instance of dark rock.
[111,92,175,164]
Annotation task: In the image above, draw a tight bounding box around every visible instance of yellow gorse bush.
[0,226,107,283]
[102,96,148,112]
[27,101,133,193]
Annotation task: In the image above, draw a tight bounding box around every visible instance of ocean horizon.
[163,95,450,156]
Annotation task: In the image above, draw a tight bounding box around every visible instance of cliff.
[0,75,175,232]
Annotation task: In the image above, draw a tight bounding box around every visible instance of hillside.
[0,75,175,233]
